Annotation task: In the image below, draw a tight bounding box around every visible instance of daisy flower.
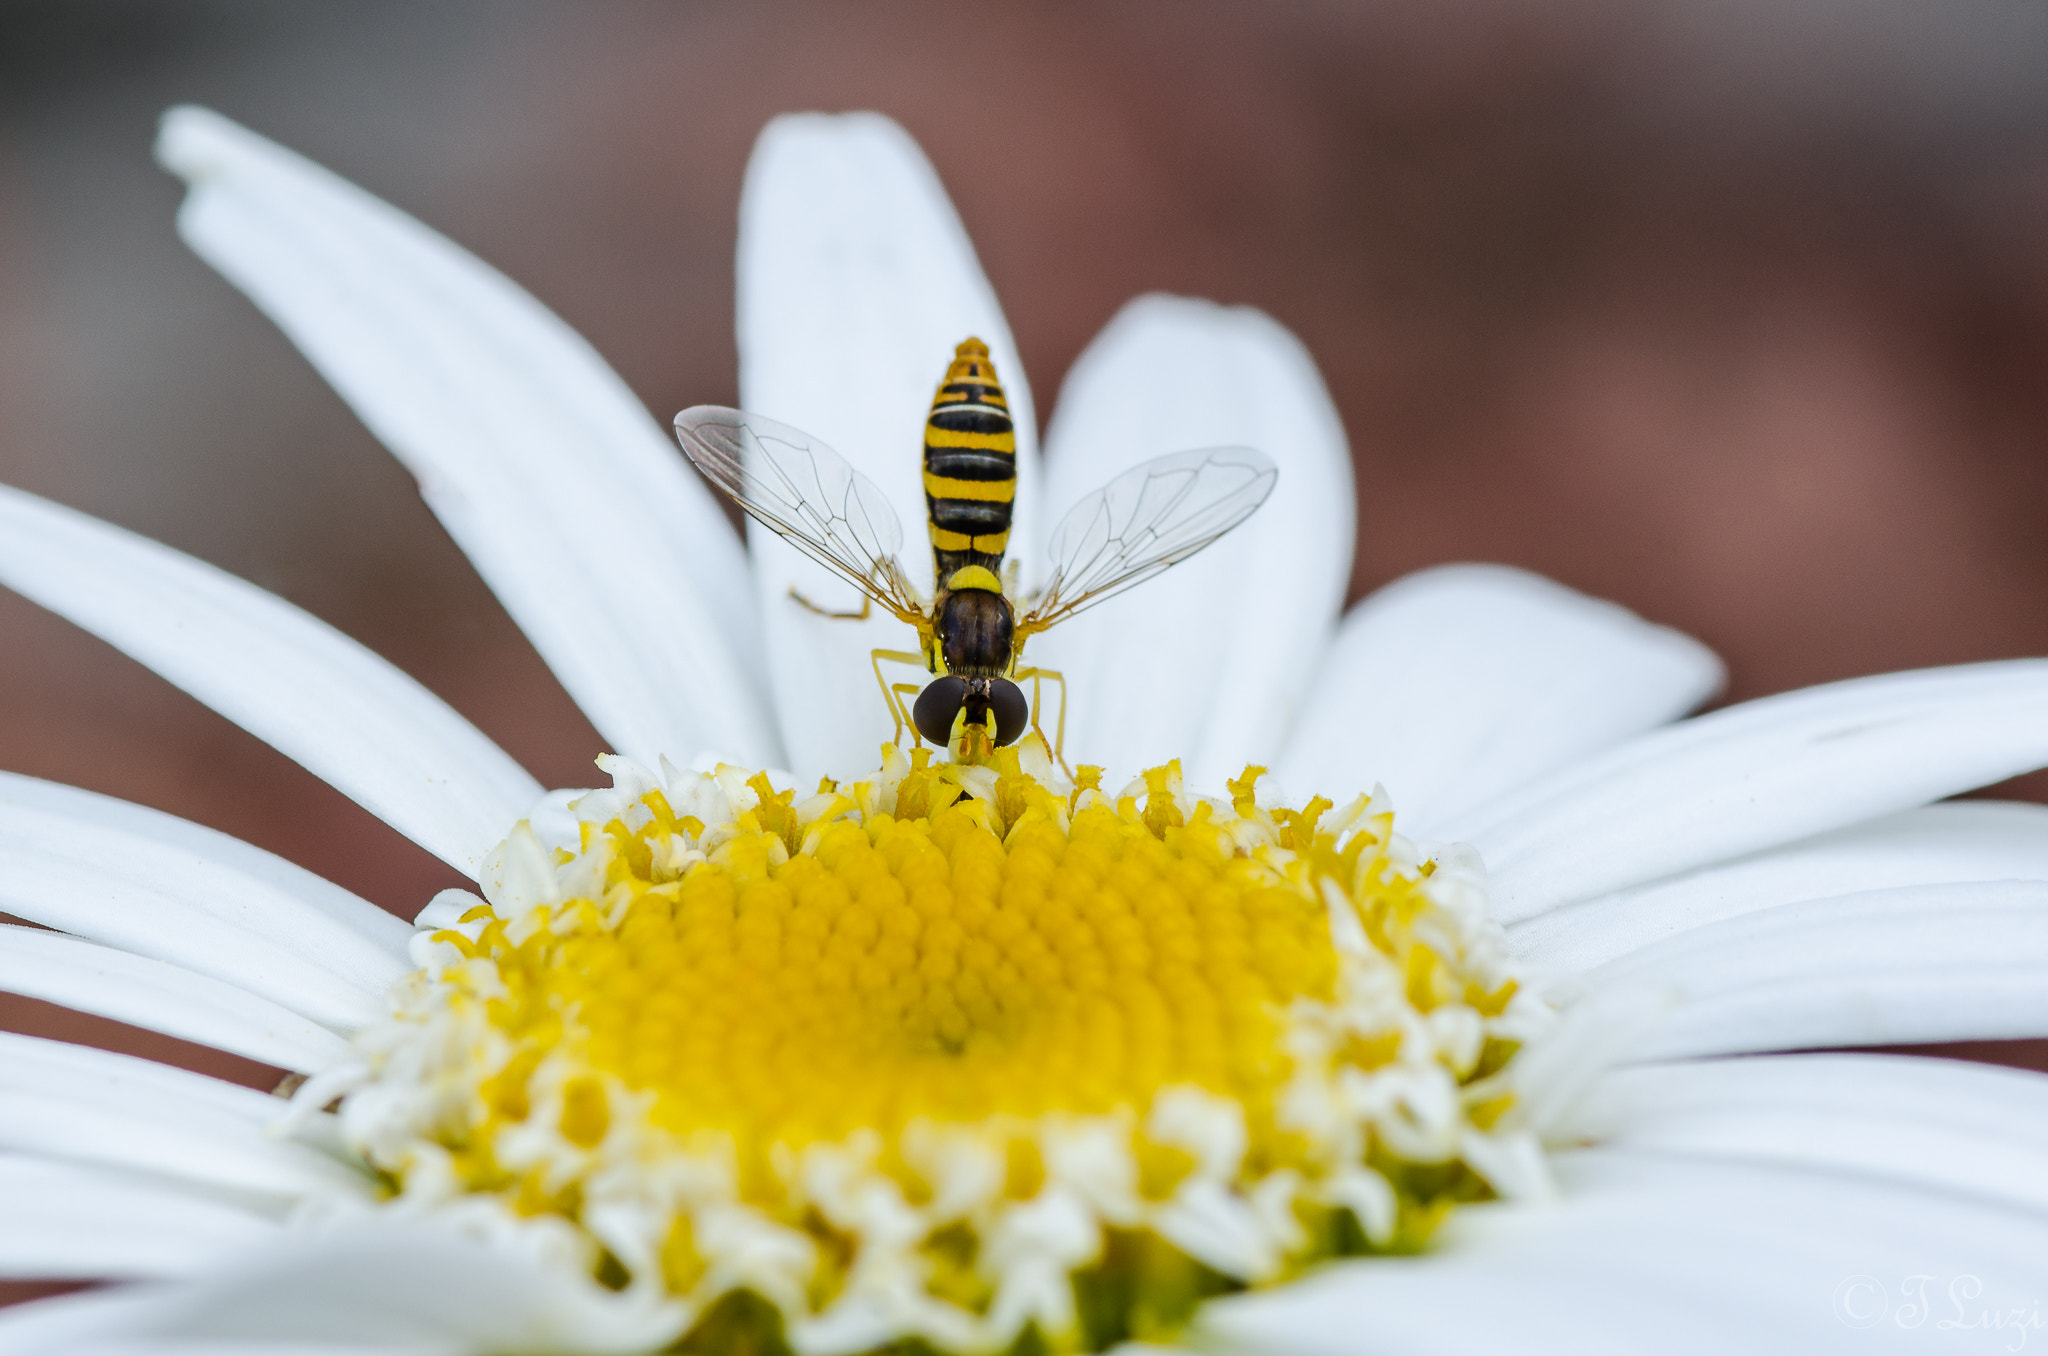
[0,104,2046,1355]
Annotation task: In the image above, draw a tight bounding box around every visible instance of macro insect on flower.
[0,103,2044,1356]
[675,339,1276,762]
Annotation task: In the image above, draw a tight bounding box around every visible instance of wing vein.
[675,407,926,624]
[1023,447,1277,633]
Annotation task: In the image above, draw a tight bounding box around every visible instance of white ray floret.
[0,487,538,878]
[1457,659,2048,919]
[1035,295,1356,790]
[0,927,351,1073]
[157,105,780,773]
[0,769,410,960]
[1578,881,2048,1058]
[1511,798,2048,970]
[0,775,406,1029]
[0,1033,366,1205]
[0,1156,280,1280]
[1569,1052,2048,1214]
[0,1222,684,1355]
[1205,1150,2048,1356]
[1275,564,1724,832]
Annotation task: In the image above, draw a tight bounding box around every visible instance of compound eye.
[987,678,1029,746]
[913,676,968,746]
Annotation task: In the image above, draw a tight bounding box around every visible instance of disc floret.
[343,742,1551,1355]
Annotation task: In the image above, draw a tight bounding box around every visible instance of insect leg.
[1012,666,1071,775]
[791,587,873,620]
[892,684,925,744]
[871,649,930,747]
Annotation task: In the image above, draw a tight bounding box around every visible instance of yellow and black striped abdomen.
[923,337,1017,586]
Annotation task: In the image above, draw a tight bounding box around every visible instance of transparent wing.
[1019,446,1278,635]
[674,406,926,623]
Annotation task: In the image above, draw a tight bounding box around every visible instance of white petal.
[1207,1257,1766,1355]
[1577,882,2048,1058]
[737,112,1041,781]
[0,1033,365,1204]
[1544,1148,2048,1283]
[1204,1151,2048,1354]
[1570,1053,2048,1215]
[0,1290,165,1356]
[1451,660,2048,921]
[1033,296,1354,788]
[62,1344,434,1356]
[0,486,536,879]
[0,773,407,1029]
[0,771,408,959]
[1273,565,1721,832]
[1644,970,2048,1061]
[1535,1152,2048,1344]
[63,1343,434,1356]
[0,1034,282,1121]
[0,926,351,1073]
[156,105,779,771]
[1513,800,2048,972]
[0,1156,277,1279]
[72,1220,682,1354]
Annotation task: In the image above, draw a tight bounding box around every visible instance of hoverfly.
[675,338,1276,761]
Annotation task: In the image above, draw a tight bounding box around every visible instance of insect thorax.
[935,586,1016,679]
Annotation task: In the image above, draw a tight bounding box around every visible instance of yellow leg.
[872,649,930,747]
[893,683,925,744]
[792,586,871,620]
[1011,666,1069,774]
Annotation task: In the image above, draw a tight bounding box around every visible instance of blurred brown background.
[3,0,2048,1115]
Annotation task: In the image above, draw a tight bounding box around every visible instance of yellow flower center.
[566,781,1336,1150]
[353,743,1547,1356]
